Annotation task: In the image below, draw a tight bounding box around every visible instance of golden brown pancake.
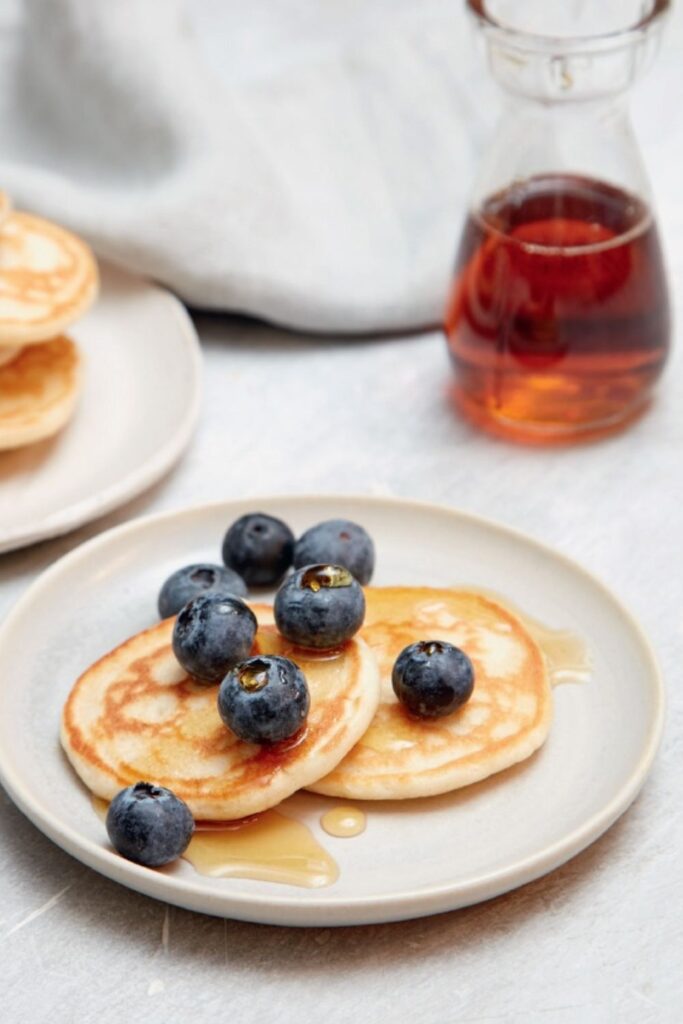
[309,587,553,799]
[0,345,23,369]
[0,211,98,346]
[60,605,380,820]
[0,190,10,228]
[0,336,81,450]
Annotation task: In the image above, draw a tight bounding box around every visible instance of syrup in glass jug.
[445,0,672,441]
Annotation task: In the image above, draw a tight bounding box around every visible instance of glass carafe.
[445,0,672,442]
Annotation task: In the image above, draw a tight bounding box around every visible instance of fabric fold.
[0,0,489,332]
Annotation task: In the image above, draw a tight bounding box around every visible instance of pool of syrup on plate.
[320,805,366,838]
[93,797,365,888]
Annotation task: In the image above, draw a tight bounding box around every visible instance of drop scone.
[0,190,10,228]
[308,587,553,800]
[0,337,82,450]
[61,605,380,820]
[0,210,98,449]
[0,210,98,346]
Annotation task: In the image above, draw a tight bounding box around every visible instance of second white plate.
[0,263,201,553]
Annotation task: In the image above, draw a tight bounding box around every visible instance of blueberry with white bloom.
[222,513,295,587]
[274,564,365,649]
[294,519,375,584]
[158,563,247,618]
[106,782,194,867]
[218,655,309,744]
[172,593,257,683]
[392,641,475,718]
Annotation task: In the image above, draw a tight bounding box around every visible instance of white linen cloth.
[0,0,490,333]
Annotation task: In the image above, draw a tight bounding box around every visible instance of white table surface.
[1,317,681,1023]
[2,18,683,1024]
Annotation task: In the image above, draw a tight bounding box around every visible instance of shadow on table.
[0,778,645,972]
[192,310,435,353]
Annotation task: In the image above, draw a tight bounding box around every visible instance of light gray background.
[1,3,682,1023]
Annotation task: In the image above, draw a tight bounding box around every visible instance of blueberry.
[218,655,309,744]
[221,512,294,587]
[274,564,365,649]
[392,641,475,718]
[158,563,247,618]
[294,519,375,585]
[105,782,194,867]
[172,594,257,683]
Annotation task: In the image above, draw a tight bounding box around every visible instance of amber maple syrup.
[93,796,341,888]
[468,588,590,687]
[445,174,670,441]
[89,586,588,885]
[320,805,366,838]
[186,812,339,888]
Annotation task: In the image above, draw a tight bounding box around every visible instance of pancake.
[0,211,98,346]
[0,336,81,451]
[309,587,552,800]
[0,190,10,227]
[0,345,22,369]
[60,605,381,820]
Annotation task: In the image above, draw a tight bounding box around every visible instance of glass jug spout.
[445,1,672,442]
[468,0,671,102]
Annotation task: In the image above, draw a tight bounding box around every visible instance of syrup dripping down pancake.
[61,605,380,820]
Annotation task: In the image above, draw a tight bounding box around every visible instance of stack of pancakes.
[0,190,99,450]
[62,587,553,820]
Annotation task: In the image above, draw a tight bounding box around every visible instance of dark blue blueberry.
[222,512,294,587]
[105,782,194,867]
[172,593,257,683]
[392,641,475,718]
[274,564,365,649]
[218,655,310,744]
[294,519,375,585]
[158,563,247,618]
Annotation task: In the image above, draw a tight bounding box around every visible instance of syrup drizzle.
[474,589,591,686]
[89,588,585,889]
[92,795,108,821]
[519,615,591,686]
[92,797,339,888]
[320,805,366,838]
[184,811,338,887]
[360,717,419,754]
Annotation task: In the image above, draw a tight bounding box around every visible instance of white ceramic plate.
[0,263,201,553]
[0,496,663,926]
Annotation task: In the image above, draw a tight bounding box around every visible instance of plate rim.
[0,269,202,554]
[0,494,665,925]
